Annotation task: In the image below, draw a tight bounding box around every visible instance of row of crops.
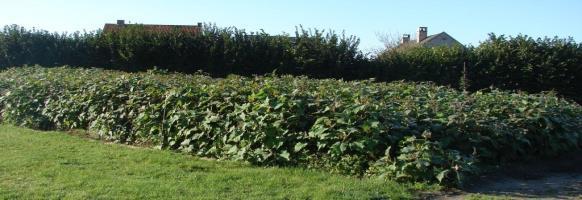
[0,66,580,186]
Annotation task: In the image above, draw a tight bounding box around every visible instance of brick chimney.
[417,27,427,42]
[401,34,410,44]
[117,20,125,26]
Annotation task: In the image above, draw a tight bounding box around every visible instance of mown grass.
[0,125,435,199]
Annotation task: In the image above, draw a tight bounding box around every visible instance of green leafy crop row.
[1,66,580,186]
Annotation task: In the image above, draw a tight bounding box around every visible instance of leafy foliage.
[1,66,581,186]
[0,24,365,78]
[1,25,581,102]
[367,135,478,186]
[375,34,582,102]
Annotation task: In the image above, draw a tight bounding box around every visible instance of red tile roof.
[103,23,202,34]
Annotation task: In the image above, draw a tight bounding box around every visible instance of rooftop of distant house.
[399,26,462,48]
[103,20,203,34]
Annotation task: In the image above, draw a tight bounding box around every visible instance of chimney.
[117,20,125,25]
[401,34,410,44]
[417,27,427,42]
[197,22,203,32]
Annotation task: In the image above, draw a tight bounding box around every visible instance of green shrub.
[375,34,582,102]
[367,135,478,187]
[2,25,581,102]
[1,66,580,186]
[0,25,365,78]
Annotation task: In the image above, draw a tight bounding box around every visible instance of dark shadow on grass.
[458,151,582,199]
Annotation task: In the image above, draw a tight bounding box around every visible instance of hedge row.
[374,34,582,103]
[1,66,580,186]
[1,25,581,103]
[0,24,364,78]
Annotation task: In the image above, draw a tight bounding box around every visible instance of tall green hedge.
[0,24,365,78]
[1,25,580,102]
[469,34,582,102]
[375,34,582,102]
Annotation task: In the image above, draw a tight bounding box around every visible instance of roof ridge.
[109,23,199,27]
[420,32,447,44]
[103,23,202,34]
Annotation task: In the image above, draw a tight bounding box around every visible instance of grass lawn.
[0,125,435,199]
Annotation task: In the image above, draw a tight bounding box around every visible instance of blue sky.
[2,0,581,52]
